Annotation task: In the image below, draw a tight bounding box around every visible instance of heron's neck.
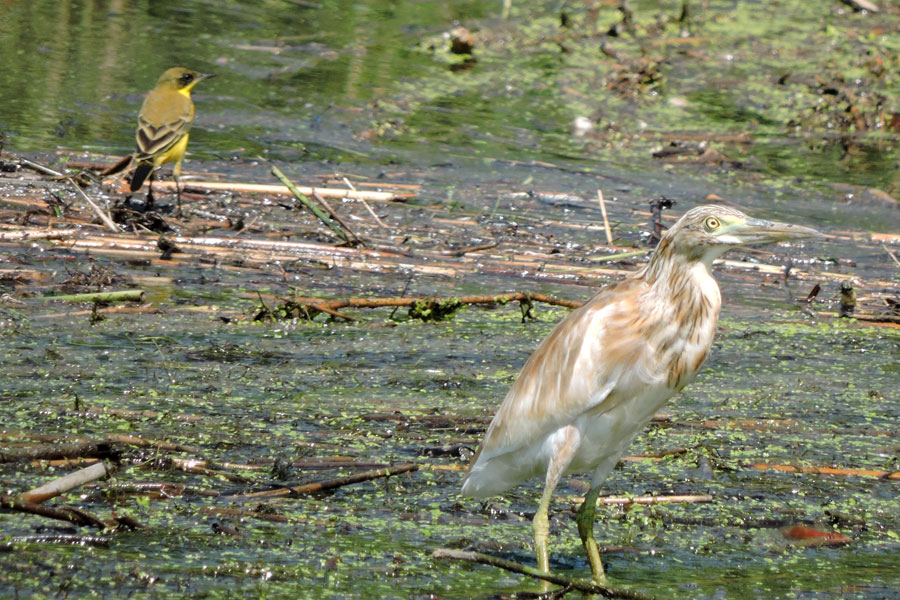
[639,239,723,314]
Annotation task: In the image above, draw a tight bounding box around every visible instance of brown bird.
[462,205,820,583]
[104,67,214,207]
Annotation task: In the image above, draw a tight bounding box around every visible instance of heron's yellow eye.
[704,217,720,231]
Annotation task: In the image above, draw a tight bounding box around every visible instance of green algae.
[1,0,899,598]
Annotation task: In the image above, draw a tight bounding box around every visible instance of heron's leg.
[532,478,555,575]
[576,485,606,582]
[532,426,580,585]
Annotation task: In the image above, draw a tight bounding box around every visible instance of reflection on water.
[1,0,898,201]
[0,0,487,158]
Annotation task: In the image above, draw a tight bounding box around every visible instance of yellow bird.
[462,205,820,583]
[105,67,214,206]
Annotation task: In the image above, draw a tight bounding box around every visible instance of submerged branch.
[282,292,583,317]
[230,462,418,501]
[0,441,118,463]
[432,548,661,600]
[749,462,900,480]
[0,495,108,529]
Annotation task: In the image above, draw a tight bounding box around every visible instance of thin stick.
[432,549,662,600]
[270,163,350,243]
[22,461,114,504]
[450,242,498,256]
[0,229,81,242]
[341,175,389,229]
[310,190,363,245]
[67,178,119,233]
[597,189,613,245]
[592,249,647,263]
[106,482,220,497]
[229,462,418,500]
[883,244,900,268]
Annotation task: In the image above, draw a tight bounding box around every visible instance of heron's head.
[656,205,821,267]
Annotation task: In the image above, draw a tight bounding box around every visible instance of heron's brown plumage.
[461,204,820,582]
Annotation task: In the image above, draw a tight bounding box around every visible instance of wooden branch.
[0,441,118,463]
[8,534,111,547]
[570,493,714,507]
[106,482,220,497]
[229,462,418,500]
[23,461,114,504]
[37,290,144,303]
[102,433,201,454]
[284,292,583,313]
[749,463,900,480]
[591,250,648,263]
[432,548,662,600]
[0,495,108,529]
[148,457,253,484]
[105,178,412,202]
[200,507,290,523]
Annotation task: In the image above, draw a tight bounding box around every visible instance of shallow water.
[1,0,899,599]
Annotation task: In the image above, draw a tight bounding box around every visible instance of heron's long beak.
[727,217,822,245]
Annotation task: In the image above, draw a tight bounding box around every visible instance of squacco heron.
[462,205,820,582]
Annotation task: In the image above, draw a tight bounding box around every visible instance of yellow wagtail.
[105,67,214,206]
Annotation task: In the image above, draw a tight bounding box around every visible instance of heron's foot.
[576,487,606,583]
[532,504,552,592]
[582,535,606,583]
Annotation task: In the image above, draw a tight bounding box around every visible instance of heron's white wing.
[472,278,654,467]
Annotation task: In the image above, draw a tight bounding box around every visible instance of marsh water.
[1,1,899,598]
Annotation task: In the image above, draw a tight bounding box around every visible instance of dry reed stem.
[105,178,412,202]
[750,463,900,480]
[22,461,114,504]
